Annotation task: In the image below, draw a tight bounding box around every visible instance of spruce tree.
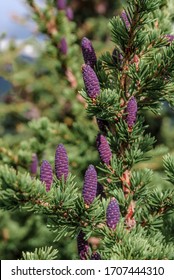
[0,0,174,260]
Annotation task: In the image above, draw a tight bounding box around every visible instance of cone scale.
[81,37,97,69]
[106,198,120,230]
[40,160,53,192]
[82,165,97,205]
[126,96,137,128]
[82,64,100,99]
[55,144,69,181]
[96,133,112,165]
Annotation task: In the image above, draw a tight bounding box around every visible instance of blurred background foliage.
[0,0,174,259]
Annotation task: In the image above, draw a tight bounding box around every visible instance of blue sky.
[0,0,33,39]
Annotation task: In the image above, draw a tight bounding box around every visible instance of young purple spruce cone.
[57,0,66,10]
[30,153,38,176]
[121,10,131,29]
[77,231,89,260]
[82,64,100,99]
[91,252,101,260]
[106,198,120,230]
[66,7,74,21]
[59,38,68,55]
[55,144,69,181]
[40,160,53,192]
[82,165,97,205]
[96,133,112,166]
[81,37,97,69]
[126,96,137,128]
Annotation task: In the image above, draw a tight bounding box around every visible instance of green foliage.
[0,210,57,260]
[21,246,58,260]
[163,154,174,184]
[101,223,174,260]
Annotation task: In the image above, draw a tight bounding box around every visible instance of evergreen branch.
[135,186,174,231]
[163,154,174,184]
[129,44,174,106]
[0,147,18,167]
[48,196,107,241]
[0,165,49,211]
[0,164,79,216]
[21,246,58,260]
[99,222,173,260]
[131,169,153,199]
[111,0,161,94]
[86,89,123,120]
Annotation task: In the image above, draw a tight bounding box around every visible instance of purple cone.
[82,165,97,205]
[40,160,53,192]
[57,0,66,10]
[77,231,89,260]
[126,96,137,128]
[91,252,101,260]
[96,133,112,165]
[55,144,69,181]
[121,10,131,29]
[59,38,68,55]
[82,64,100,99]
[106,198,120,230]
[81,37,97,69]
[30,153,38,176]
[66,7,74,21]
